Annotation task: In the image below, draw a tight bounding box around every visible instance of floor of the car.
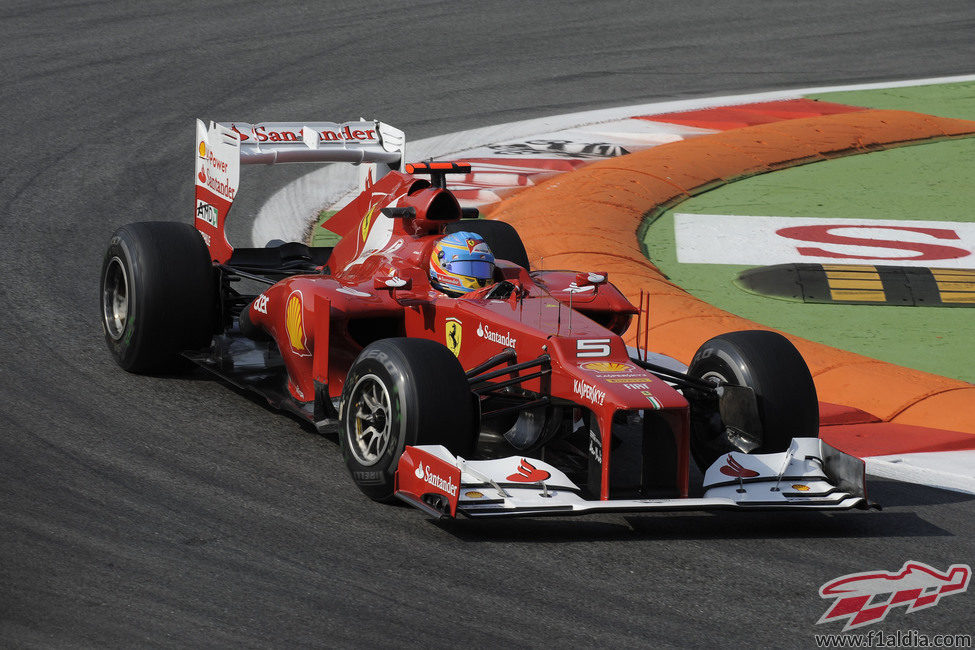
[184,331,315,423]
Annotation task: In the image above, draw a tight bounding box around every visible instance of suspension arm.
[468,354,550,385]
[480,397,551,419]
[465,347,518,378]
[471,369,552,395]
[630,358,718,393]
[218,264,277,286]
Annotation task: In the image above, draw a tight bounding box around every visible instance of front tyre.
[100,221,217,373]
[340,338,475,502]
[687,330,818,471]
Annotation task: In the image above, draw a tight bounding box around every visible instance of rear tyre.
[445,219,530,269]
[100,221,217,373]
[340,338,475,502]
[687,330,818,471]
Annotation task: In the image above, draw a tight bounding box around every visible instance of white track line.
[866,452,975,495]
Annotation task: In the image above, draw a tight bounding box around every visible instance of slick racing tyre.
[446,219,530,270]
[100,221,217,373]
[340,338,475,502]
[687,330,818,471]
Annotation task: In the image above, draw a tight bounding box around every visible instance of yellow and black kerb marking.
[735,264,975,307]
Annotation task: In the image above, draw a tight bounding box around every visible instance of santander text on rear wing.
[194,119,405,262]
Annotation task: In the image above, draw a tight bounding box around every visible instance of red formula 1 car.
[100,119,871,518]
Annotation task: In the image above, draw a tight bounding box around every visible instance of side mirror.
[574,271,608,287]
[374,276,412,291]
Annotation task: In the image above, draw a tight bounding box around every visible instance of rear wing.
[194,119,405,262]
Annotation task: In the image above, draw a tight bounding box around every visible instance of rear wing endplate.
[194,119,405,262]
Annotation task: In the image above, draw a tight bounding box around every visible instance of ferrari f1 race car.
[100,118,871,519]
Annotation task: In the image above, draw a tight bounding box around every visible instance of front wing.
[394,438,871,519]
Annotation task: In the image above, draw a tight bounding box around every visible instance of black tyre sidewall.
[102,231,143,370]
[340,338,474,501]
[688,330,819,470]
[100,221,216,373]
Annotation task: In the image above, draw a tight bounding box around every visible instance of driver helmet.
[429,231,496,295]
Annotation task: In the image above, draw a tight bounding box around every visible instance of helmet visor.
[445,259,494,279]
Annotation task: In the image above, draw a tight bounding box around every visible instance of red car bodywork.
[221,167,690,500]
[93,119,869,519]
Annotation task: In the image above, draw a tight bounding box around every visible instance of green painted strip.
[807,81,975,121]
[309,210,340,247]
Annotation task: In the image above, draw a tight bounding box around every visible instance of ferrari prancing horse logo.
[360,205,375,242]
[445,317,462,356]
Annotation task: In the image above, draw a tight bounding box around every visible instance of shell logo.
[286,290,310,357]
[581,361,632,372]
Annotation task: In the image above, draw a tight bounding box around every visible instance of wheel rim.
[347,374,392,466]
[102,256,129,341]
[699,370,728,387]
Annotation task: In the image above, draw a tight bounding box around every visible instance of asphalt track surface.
[2,1,974,646]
